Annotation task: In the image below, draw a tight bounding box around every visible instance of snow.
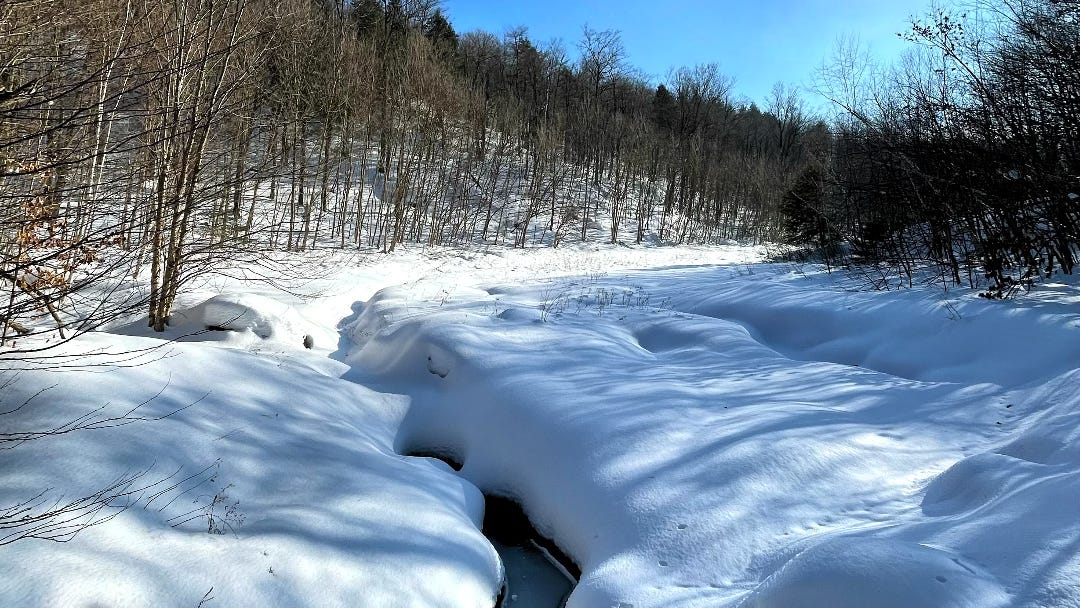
[3,242,1080,608]
[737,537,1009,608]
[0,331,500,607]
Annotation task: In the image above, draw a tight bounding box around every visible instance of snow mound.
[738,537,1010,608]
[342,288,404,350]
[495,306,542,322]
[996,370,1080,466]
[199,293,283,336]
[921,452,1044,516]
[170,293,333,349]
[341,286,500,381]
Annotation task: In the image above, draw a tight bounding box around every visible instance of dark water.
[403,451,577,607]
[483,496,578,608]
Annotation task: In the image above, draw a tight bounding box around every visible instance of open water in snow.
[404,451,576,607]
[483,495,576,608]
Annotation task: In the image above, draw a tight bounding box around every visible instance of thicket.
[809,0,1080,297]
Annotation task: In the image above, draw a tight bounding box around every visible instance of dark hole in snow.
[205,325,236,332]
[484,495,579,608]
[936,575,948,583]
[398,448,577,607]
[427,355,449,378]
[303,335,314,349]
[484,496,536,546]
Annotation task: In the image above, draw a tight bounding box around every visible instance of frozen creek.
[401,452,578,608]
[483,495,577,608]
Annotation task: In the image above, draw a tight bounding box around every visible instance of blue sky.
[443,0,935,109]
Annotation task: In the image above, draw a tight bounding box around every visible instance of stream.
[484,495,578,608]
[406,451,577,607]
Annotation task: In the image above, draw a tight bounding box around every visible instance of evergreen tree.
[652,84,676,134]
[423,9,458,51]
[349,0,384,35]
[781,165,840,256]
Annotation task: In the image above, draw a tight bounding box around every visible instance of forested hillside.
[1,0,1077,347]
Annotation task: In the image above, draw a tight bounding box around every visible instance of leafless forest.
[1,0,1077,347]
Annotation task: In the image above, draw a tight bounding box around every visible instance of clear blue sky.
[443,0,935,110]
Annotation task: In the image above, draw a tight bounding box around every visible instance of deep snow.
[2,243,1079,608]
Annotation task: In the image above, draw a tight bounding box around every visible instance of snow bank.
[659,269,1080,386]
[178,292,336,348]
[112,292,339,354]
[0,332,501,608]
[195,293,289,337]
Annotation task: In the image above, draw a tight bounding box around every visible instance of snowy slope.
[2,244,1080,608]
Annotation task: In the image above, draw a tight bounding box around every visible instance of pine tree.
[652,84,676,134]
[781,165,840,256]
[423,9,458,51]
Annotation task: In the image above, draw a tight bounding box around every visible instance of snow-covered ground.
[2,242,1079,608]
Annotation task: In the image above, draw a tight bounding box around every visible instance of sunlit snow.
[2,243,1079,608]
